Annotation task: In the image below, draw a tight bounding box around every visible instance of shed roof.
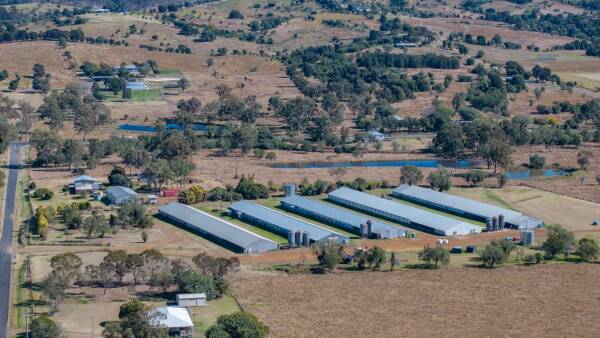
[177,293,207,300]
[107,186,139,199]
[151,307,193,328]
[328,187,480,235]
[281,195,405,235]
[229,201,349,243]
[73,175,97,183]
[159,202,277,251]
[392,184,524,223]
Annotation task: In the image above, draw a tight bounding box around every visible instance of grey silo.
[499,214,505,229]
[283,183,296,197]
[492,216,498,231]
[366,219,373,238]
[521,230,535,246]
[302,232,310,246]
[294,231,302,247]
[288,230,295,247]
[486,218,492,232]
[360,223,368,238]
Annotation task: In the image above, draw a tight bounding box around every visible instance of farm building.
[367,130,385,142]
[150,307,193,337]
[280,195,406,239]
[228,201,350,244]
[70,175,101,194]
[159,202,278,253]
[328,187,481,236]
[106,186,140,205]
[392,184,544,229]
[176,293,207,307]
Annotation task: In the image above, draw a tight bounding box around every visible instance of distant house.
[70,175,101,194]
[126,81,147,91]
[395,42,418,48]
[150,307,193,337]
[94,8,110,13]
[367,130,385,142]
[176,293,207,307]
[114,64,140,76]
[106,186,140,205]
[146,194,158,205]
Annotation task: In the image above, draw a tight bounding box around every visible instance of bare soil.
[233,264,600,338]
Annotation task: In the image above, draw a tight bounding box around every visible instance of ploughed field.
[233,264,600,338]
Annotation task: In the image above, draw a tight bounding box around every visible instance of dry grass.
[233,264,600,338]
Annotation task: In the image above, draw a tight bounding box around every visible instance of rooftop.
[281,195,405,235]
[159,202,278,250]
[328,187,480,234]
[177,293,207,300]
[151,307,193,328]
[229,201,349,243]
[107,186,139,198]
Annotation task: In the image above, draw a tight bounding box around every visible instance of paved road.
[0,143,22,338]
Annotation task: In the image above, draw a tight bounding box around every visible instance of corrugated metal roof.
[229,201,349,243]
[328,187,481,235]
[281,195,406,237]
[159,202,278,251]
[107,186,139,199]
[392,184,526,224]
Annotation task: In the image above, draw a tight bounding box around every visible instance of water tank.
[302,232,310,247]
[485,218,492,232]
[366,220,373,238]
[466,245,476,253]
[294,231,302,247]
[411,232,417,239]
[436,239,443,245]
[360,223,368,238]
[283,183,296,197]
[450,246,462,254]
[521,230,534,246]
[236,211,243,219]
[492,216,498,232]
[499,214,505,229]
[442,239,449,245]
[287,230,295,248]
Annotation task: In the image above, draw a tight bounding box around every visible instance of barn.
[280,195,406,239]
[328,187,481,236]
[159,202,278,253]
[106,186,140,205]
[228,201,350,244]
[392,184,543,229]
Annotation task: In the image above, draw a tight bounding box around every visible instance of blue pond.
[272,159,478,169]
[272,160,566,180]
[504,169,566,180]
[118,123,208,133]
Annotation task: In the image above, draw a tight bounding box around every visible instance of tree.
[61,139,85,171]
[542,224,575,259]
[464,169,486,187]
[126,253,146,285]
[390,252,399,271]
[17,100,35,140]
[86,262,115,294]
[141,230,149,243]
[104,250,130,284]
[50,253,82,284]
[577,150,592,171]
[178,78,190,92]
[400,165,423,185]
[480,137,512,175]
[118,300,168,338]
[316,242,342,273]
[116,201,153,228]
[143,159,174,189]
[8,74,20,91]
[576,238,599,262]
[83,209,110,239]
[428,170,451,192]
[432,124,466,158]
[418,246,449,268]
[480,243,505,268]
[206,312,269,338]
[529,154,546,169]
[30,317,64,338]
[366,246,388,270]
[183,271,218,299]
[149,269,174,293]
[41,273,68,312]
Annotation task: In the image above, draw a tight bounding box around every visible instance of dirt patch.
[233,264,600,338]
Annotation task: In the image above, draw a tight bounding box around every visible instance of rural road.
[0,142,22,338]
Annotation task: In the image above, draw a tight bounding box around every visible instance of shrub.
[529,154,546,169]
[33,188,54,200]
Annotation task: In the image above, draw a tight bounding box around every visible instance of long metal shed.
[392,184,543,229]
[328,187,481,236]
[228,201,350,244]
[280,195,406,239]
[159,202,278,253]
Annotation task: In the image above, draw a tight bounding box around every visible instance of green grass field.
[188,295,240,336]
[158,69,183,78]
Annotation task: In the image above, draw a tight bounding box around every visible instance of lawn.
[101,89,162,102]
[188,295,240,336]
[158,69,183,78]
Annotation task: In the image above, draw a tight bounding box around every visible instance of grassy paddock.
[189,294,240,336]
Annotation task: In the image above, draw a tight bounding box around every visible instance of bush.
[33,188,54,200]
[529,154,546,169]
[206,312,269,338]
